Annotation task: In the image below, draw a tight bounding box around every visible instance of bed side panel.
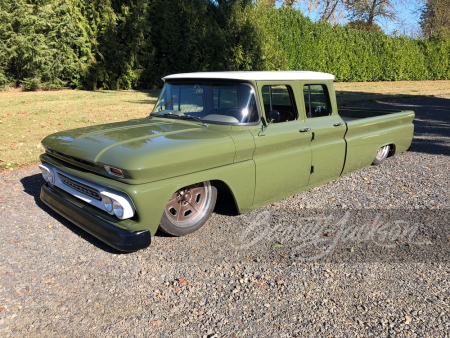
[341,111,414,176]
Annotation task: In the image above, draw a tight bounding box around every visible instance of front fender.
[40,154,255,236]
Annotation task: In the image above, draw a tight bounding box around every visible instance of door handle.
[299,128,311,133]
[333,122,344,127]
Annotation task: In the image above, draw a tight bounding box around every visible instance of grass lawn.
[1,80,449,170]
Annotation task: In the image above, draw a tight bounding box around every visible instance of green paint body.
[40,79,414,236]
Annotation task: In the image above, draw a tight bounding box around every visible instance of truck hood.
[41,118,236,184]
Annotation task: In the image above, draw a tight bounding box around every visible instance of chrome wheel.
[373,145,390,165]
[164,181,213,228]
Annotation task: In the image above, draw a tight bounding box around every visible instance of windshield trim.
[150,82,262,127]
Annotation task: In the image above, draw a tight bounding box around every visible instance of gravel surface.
[1,96,449,337]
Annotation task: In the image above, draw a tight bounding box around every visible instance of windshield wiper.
[151,113,208,127]
[180,115,208,127]
[150,112,181,119]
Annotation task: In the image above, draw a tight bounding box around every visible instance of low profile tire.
[158,181,217,236]
[372,145,390,165]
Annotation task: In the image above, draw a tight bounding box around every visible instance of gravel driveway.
[1,96,449,337]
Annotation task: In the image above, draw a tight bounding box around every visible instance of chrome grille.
[58,173,101,200]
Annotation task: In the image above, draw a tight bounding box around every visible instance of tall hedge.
[269,7,450,81]
[0,0,93,89]
[76,0,286,89]
[0,1,449,90]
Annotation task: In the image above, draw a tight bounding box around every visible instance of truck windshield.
[151,83,259,124]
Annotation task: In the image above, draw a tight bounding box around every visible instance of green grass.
[334,80,450,106]
[0,89,159,170]
[1,80,449,170]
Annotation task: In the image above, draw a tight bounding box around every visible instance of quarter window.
[303,84,332,118]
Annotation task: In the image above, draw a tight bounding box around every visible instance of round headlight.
[102,196,113,214]
[47,169,54,184]
[40,167,49,181]
[113,200,124,219]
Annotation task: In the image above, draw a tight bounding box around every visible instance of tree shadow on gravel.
[20,173,129,254]
[342,95,450,156]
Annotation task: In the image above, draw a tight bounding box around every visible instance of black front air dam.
[40,184,151,252]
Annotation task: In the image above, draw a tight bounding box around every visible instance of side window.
[261,85,297,123]
[303,84,332,118]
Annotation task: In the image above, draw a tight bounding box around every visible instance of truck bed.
[337,107,415,176]
[339,107,405,122]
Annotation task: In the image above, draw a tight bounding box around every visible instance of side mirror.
[268,110,280,124]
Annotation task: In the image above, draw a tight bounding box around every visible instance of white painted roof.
[163,71,335,81]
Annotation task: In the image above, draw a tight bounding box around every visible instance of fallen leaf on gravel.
[178,278,188,286]
[0,307,4,311]
[344,322,352,325]
[47,225,53,229]
[41,280,55,284]
[151,320,158,325]
[273,243,283,248]
[349,247,354,252]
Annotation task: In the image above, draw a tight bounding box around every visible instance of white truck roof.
[163,71,335,82]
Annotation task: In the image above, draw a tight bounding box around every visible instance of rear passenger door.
[252,82,312,206]
[303,83,347,187]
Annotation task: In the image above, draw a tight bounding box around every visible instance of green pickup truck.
[39,71,414,251]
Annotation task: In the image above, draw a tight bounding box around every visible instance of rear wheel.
[158,181,217,236]
[372,145,390,165]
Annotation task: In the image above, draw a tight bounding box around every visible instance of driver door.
[251,81,312,206]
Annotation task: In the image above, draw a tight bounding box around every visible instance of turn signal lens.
[104,165,124,178]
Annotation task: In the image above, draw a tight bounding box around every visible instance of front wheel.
[372,145,390,165]
[158,181,217,236]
